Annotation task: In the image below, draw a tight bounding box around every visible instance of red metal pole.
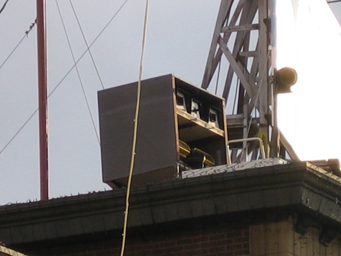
[36,0,48,200]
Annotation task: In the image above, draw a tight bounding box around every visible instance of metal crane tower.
[201,0,298,163]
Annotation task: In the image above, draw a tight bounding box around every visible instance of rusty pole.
[36,0,48,200]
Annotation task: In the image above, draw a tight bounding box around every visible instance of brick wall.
[20,216,341,256]
[251,217,341,256]
[124,225,249,256]
[30,222,250,256]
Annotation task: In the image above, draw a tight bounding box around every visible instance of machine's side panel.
[98,74,177,187]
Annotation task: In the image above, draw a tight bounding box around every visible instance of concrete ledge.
[0,245,27,256]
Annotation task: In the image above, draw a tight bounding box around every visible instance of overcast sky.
[0,0,341,205]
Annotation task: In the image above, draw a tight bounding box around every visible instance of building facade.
[1,162,341,255]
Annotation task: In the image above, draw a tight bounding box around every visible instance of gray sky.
[0,0,341,205]
[0,0,221,204]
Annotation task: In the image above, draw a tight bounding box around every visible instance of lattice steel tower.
[201,0,298,163]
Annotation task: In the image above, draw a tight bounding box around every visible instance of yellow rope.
[119,1,149,255]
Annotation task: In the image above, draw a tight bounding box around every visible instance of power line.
[0,0,9,14]
[48,0,129,97]
[0,1,129,155]
[0,19,36,71]
[55,0,100,144]
[328,0,341,4]
[0,19,37,155]
[0,108,38,155]
[69,0,105,90]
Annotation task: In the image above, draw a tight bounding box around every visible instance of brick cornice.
[1,161,341,246]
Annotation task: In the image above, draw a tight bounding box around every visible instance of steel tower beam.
[202,0,298,162]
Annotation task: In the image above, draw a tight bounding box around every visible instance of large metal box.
[98,74,228,187]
